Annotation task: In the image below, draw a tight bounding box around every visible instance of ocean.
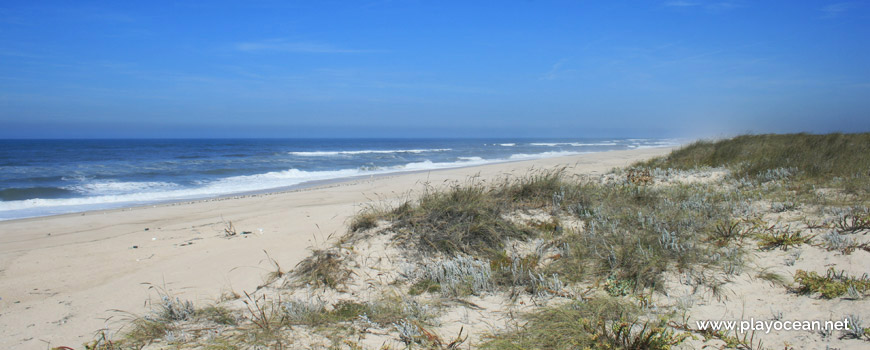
[0,138,679,220]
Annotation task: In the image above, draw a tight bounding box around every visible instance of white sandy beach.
[0,148,673,349]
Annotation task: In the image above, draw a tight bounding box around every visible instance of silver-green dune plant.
[416,255,493,296]
[843,314,868,340]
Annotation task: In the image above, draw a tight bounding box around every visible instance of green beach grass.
[75,133,870,350]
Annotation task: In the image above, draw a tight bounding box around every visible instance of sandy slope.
[0,147,672,349]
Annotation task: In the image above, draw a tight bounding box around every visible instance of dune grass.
[93,294,238,350]
[480,297,689,350]
[794,268,870,299]
[291,249,353,290]
[386,177,540,258]
[348,166,743,299]
[638,133,870,196]
[86,133,870,349]
[547,181,741,295]
[639,133,870,178]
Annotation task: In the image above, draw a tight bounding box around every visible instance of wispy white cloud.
[44,6,137,23]
[664,1,742,12]
[364,81,496,94]
[654,48,726,68]
[706,2,740,11]
[82,9,135,22]
[664,1,699,7]
[540,59,577,81]
[0,50,46,59]
[821,2,858,18]
[235,39,377,54]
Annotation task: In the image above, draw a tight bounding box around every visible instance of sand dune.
[0,147,671,349]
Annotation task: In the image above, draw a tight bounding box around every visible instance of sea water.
[0,138,679,220]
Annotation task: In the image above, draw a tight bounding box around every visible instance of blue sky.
[1,1,868,138]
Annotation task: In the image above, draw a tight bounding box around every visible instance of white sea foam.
[288,149,451,156]
[65,181,181,196]
[499,143,516,147]
[508,151,585,160]
[633,140,682,149]
[529,142,618,147]
[0,161,471,219]
[0,169,372,219]
[634,144,674,149]
[402,157,493,170]
[0,149,605,220]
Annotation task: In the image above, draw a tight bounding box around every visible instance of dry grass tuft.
[291,249,353,289]
[481,297,689,350]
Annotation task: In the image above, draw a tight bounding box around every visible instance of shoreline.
[0,150,607,223]
[0,147,673,348]
[0,146,653,224]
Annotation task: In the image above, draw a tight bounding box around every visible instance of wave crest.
[288,148,451,156]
